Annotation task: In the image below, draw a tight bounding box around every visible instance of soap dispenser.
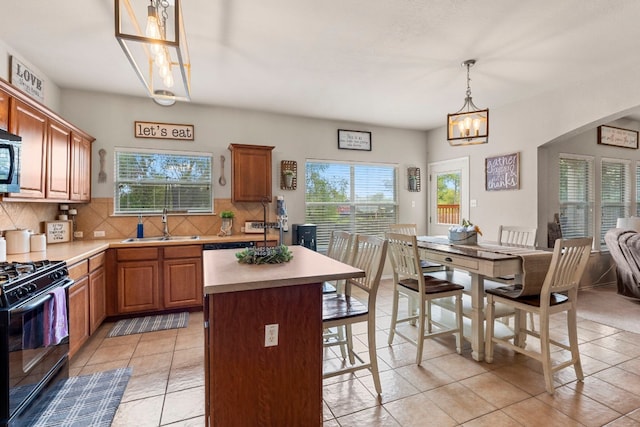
[137,215,144,238]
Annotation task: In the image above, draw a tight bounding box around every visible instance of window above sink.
[114,148,213,215]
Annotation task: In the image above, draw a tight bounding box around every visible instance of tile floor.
[70,280,640,426]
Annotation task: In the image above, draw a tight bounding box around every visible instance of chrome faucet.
[162,208,170,237]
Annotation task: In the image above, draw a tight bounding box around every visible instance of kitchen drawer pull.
[445,257,453,262]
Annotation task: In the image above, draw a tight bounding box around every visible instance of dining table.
[415,236,552,361]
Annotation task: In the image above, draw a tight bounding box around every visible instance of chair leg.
[337,325,347,359]
[426,299,432,333]
[368,313,382,395]
[567,305,584,382]
[409,294,418,326]
[539,312,555,395]
[484,295,495,363]
[416,298,426,365]
[388,289,399,345]
[346,324,356,365]
[455,293,463,354]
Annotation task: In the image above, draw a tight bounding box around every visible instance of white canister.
[30,233,46,252]
[0,237,6,262]
[5,229,30,254]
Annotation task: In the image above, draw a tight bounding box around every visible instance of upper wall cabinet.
[0,88,9,131]
[228,143,274,203]
[9,98,47,199]
[1,78,95,202]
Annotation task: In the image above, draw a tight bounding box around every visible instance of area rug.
[108,312,189,337]
[25,367,131,426]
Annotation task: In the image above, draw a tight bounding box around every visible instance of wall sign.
[485,152,520,191]
[597,125,639,149]
[44,220,72,244]
[10,56,44,102]
[134,121,194,140]
[338,129,372,151]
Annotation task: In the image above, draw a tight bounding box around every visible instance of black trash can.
[292,224,317,251]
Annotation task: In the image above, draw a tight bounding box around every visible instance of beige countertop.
[5,234,280,265]
[202,245,364,294]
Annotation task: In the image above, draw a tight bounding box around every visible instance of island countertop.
[203,245,364,294]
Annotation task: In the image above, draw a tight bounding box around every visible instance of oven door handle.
[12,279,75,314]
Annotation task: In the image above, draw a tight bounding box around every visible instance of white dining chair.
[497,225,537,247]
[322,234,388,395]
[485,237,593,395]
[386,232,464,365]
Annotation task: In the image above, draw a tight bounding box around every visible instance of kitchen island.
[202,245,364,427]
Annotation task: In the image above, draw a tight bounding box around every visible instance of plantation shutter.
[559,154,594,239]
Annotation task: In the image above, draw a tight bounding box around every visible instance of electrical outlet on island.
[94,230,105,237]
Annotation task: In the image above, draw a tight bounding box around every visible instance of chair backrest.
[386,232,423,285]
[388,224,418,236]
[541,237,593,298]
[326,230,353,263]
[498,225,537,247]
[347,235,388,297]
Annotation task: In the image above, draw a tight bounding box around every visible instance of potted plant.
[219,210,235,236]
[283,169,295,188]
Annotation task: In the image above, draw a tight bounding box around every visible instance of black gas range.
[0,259,73,426]
[0,260,69,308]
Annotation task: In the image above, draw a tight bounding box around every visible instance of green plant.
[220,210,235,218]
[235,245,293,264]
[283,169,295,176]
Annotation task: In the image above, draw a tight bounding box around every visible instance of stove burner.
[0,260,68,308]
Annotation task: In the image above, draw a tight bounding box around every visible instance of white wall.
[60,89,429,232]
[425,61,640,244]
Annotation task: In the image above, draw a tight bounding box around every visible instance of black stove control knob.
[16,287,27,297]
[27,284,37,293]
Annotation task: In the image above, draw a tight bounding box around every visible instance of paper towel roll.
[30,234,46,252]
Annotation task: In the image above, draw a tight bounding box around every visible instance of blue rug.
[26,367,131,426]
[108,312,189,337]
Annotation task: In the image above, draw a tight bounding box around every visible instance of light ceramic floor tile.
[72,282,640,426]
[161,386,205,425]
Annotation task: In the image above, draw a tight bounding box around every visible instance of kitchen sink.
[121,235,200,243]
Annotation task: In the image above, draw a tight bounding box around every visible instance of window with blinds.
[601,158,631,246]
[559,154,594,240]
[305,160,398,252]
[114,148,213,214]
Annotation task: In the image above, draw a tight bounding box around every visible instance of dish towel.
[43,287,69,346]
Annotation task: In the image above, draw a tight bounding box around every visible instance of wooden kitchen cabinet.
[70,132,91,201]
[116,247,161,314]
[0,77,94,201]
[163,245,203,309]
[89,253,106,334]
[0,88,9,130]
[229,143,274,202]
[8,98,47,198]
[46,118,71,199]
[68,276,90,359]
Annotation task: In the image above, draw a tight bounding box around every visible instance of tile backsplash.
[0,198,279,241]
[74,198,278,240]
[0,202,58,234]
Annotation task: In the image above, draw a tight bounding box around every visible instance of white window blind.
[115,148,213,214]
[305,160,398,253]
[601,158,631,246]
[559,154,594,239]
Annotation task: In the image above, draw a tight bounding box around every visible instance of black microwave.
[0,129,21,193]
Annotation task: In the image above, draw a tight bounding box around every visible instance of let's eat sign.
[134,121,195,141]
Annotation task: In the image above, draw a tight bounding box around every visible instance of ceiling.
[2,0,640,130]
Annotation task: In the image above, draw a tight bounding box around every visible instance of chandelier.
[447,59,488,146]
[115,0,191,105]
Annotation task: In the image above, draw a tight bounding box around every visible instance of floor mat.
[25,367,132,427]
[108,312,189,337]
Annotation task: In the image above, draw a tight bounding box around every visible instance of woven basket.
[448,230,477,245]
